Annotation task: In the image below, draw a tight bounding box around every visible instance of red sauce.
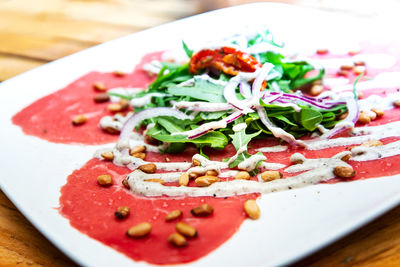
[59,158,257,265]
[13,45,400,264]
[12,52,162,145]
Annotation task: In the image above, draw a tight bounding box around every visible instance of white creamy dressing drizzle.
[351,140,400,162]
[238,154,267,171]
[177,74,228,87]
[142,60,164,76]
[358,92,400,112]
[232,123,247,132]
[130,93,169,107]
[107,87,142,102]
[256,145,288,153]
[96,44,400,199]
[99,112,133,132]
[125,152,350,197]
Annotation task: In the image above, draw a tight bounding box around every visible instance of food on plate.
[13,28,400,264]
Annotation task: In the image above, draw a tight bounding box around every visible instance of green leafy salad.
[110,30,352,173]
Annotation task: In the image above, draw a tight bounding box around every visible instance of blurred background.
[0,0,399,266]
[0,0,398,82]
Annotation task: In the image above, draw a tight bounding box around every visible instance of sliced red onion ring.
[256,106,305,147]
[262,91,346,110]
[118,107,192,146]
[251,63,274,101]
[239,81,252,99]
[318,95,359,139]
[223,78,253,113]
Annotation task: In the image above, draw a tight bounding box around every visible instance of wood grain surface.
[0,0,399,266]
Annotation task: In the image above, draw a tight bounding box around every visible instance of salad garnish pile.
[109,29,358,174]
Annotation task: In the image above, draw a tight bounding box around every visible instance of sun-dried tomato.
[189,47,261,76]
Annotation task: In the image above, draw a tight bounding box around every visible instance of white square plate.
[1,3,399,266]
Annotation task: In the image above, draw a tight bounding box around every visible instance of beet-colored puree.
[59,112,400,265]
[12,52,162,145]
[59,157,258,265]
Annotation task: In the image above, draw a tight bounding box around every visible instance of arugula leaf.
[224,118,262,169]
[152,131,228,149]
[167,78,225,103]
[148,63,191,91]
[296,108,322,131]
[182,40,193,58]
[106,92,133,100]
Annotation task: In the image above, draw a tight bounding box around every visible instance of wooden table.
[1,0,399,266]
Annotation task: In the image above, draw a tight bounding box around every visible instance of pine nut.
[108,103,122,112]
[205,169,218,176]
[353,66,366,75]
[354,61,365,66]
[244,199,260,220]
[310,84,324,96]
[72,115,87,126]
[195,176,220,187]
[97,174,113,186]
[132,152,146,160]
[316,49,328,55]
[333,166,356,178]
[115,206,130,219]
[104,127,120,134]
[93,82,106,91]
[348,49,360,56]
[361,140,383,147]
[371,108,384,117]
[119,99,130,110]
[94,93,110,103]
[101,151,114,161]
[340,65,354,71]
[138,163,157,174]
[168,233,187,247]
[191,204,214,217]
[261,171,282,182]
[176,222,197,237]
[130,145,146,154]
[192,159,201,166]
[113,70,126,77]
[341,154,351,162]
[144,178,164,185]
[358,91,363,99]
[122,179,130,189]
[145,135,158,145]
[337,70,349,77]
[165,210,182,222]
[357,112,370,124]
[179,173,189,186]
[235,171,250,180]
[127,222,152,238]
[339,111,348,120]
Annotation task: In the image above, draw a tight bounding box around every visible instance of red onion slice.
[251,63,274,101]
[318,94,359,139]
[118,107,192,145]
[256,106,305,146]
[239,81,252,99]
